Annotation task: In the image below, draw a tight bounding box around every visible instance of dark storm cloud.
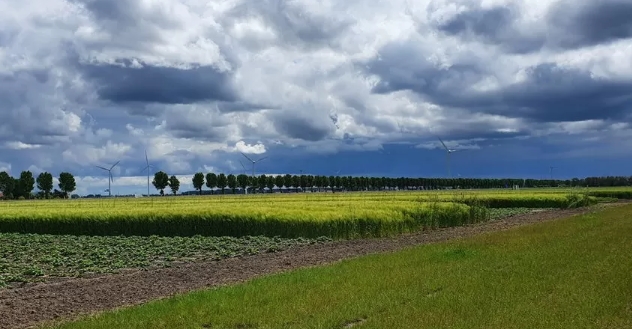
[431,0,632,53]
[430,3,544,54]
[67,0,242,66]
[79,59,238,104]
[168,126,229,142]
[477,63,632,122]
[69,0,181,45]
[125,105,165,117]
[394,118,529,146]
[77,0,144,25]
[341,96,366,113]
[366,40,483,96]
[272,114,333,142]
[364,42,632,123]
[435,5,518,47]
[550,0,632,49]
[224,0,352,49]
[437,123,529,142]
[438,6,513,37]
[164,114,231,142]
[216,101,275,113]
[0,117,71,147]
[0,70,80,146]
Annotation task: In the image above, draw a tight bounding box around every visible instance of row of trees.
[172,171,632,195]
[3,167,632,200]
[0,171,76,200]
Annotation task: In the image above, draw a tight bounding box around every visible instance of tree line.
[0,171,76,200]
[2,168,631,200]
[151,171,632,195]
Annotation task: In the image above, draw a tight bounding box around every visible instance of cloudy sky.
[1,0,632,195]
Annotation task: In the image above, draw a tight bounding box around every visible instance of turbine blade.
[96,166,109,171]
[437,137,449,151]
[110,160,120,170]
[256,156,268,162]
[145,150,149,166]
[109,172,113,183]
[241,152,254,163]
[239,160,247,171]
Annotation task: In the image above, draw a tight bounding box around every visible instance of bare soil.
[0,205,622,329]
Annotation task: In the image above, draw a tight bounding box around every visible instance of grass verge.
[43,204,632,329]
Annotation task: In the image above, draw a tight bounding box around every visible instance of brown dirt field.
[0,204,625,329]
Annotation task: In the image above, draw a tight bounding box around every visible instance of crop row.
[0,190,604,208]
[0,201,492,239]
[0,190,614,239]
[584,190,632,200]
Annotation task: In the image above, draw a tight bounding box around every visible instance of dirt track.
[0,205,621,329]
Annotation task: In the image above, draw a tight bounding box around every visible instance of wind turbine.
[241,152,268,178]
[96,160,120,197]
[239,160,250,194]
[437,136,457,178]
[239,160,248,175]
[549,166,556,181]
[140,150,154,197]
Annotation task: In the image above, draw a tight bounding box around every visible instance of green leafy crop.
[0,233,329,287]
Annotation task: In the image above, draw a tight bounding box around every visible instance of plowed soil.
[0,204,621,329]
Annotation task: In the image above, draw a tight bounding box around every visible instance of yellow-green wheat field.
[0,187,629,239]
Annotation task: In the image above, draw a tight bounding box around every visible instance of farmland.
[0,187,625,287]
[1,187,632,329]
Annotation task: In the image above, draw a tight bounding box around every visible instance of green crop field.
[0,233,330,287]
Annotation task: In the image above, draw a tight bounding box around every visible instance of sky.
[1,0,632,196]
